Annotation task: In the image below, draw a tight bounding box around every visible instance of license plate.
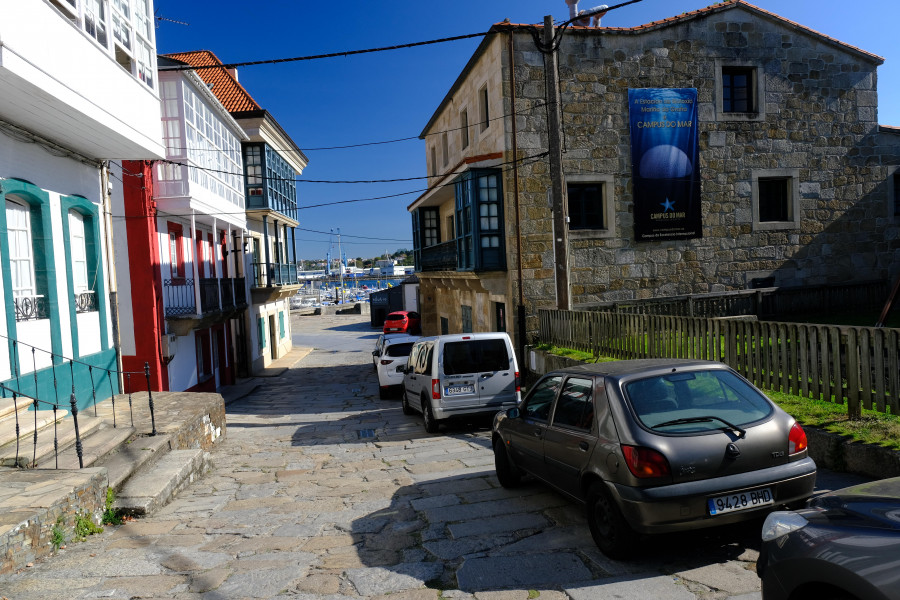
[708,487,773,515]
[444,385,475,396]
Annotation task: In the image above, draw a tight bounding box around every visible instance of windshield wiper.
[650,416,746,438]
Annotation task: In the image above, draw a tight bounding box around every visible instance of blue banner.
[628,88,702,242]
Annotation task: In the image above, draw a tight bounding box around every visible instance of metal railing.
[199,278,220,313]
[0,334,157,470]
[251,262,299,287]
[163,278,195,316]
[13,295,50,322]
[420,240,458,272]
[74,290,99,314]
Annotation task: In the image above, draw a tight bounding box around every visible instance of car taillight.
[788,422,808,455]
[514,371,520,393]
[432,379,441,400]
[622,445,671,478]
[380,359,393,365]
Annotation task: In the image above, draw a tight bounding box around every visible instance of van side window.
[424,345,434,374]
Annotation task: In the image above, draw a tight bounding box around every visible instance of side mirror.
[506,407,520,419]
[372,350,379,357]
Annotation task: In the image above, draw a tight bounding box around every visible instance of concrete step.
[0,396,35,420]
[114,448,212,516]
[0,413,104,468]
[42,423,137,471]
[94,433,173,490]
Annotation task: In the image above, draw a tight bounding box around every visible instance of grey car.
[757,476,900,600]
[492,359,817,559]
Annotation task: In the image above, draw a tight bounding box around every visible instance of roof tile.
[163,50,262,113]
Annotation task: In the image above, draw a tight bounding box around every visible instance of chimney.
[227,67,238,82]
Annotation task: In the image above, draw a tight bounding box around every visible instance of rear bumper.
[434,402,518,421]
[611,457,817,534]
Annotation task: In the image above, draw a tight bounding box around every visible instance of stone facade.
[413,1,900,349]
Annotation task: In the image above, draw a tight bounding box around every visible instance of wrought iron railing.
[74,290,98,313]
[420,241,458,272]
[0,335,157,470]
[14,295,50,322]
[199,278,221,313]
[221,278,235,310]
[234,277,247,307]
[163,278,196,317]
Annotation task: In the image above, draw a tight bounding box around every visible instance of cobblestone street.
[0,314,792,599]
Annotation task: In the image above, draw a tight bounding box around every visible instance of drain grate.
[357,429,376,439]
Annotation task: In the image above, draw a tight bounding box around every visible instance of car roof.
[383,334,420,345]
[548,358,727,378]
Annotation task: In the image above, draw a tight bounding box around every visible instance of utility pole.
[544,15,571,310]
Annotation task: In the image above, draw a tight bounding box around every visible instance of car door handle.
[533,429,543,438]
[480,372,493,379]
[579,441,589,452]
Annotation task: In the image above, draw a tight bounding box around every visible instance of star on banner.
[660,198,675,212]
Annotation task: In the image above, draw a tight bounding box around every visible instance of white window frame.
[6,198,37,298]
[69,210,90,293]
[565,174,617,240]
[715,60,766,123]
[751,168,801,231]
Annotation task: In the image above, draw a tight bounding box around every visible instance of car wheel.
[586,481,637,560]
[493,437,521,488]
[422,398,439,433]
[401,387,414,415]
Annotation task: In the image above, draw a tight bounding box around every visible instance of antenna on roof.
[155,15,190,28]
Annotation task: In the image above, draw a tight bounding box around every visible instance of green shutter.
[258,316,266,349]
[279,312,285,339]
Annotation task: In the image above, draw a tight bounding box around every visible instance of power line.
[159,31,499,72]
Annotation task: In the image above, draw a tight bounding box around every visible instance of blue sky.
[153,0,900,263]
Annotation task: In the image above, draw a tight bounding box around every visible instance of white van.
[400,332,520,433]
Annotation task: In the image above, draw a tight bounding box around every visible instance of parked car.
[757,476,900,600]
[401,332,520,433]
[492,359,817,559]
[372,334,419,399]
[383,311,421,335]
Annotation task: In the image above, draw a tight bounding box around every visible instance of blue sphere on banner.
[639,144,693,179]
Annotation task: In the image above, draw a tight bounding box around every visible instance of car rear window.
[624,370,773,431]
[385,342,414,357]
[386,313,405,320]
[443,339,510,375]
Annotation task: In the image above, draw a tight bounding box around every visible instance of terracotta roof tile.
[162,50,262,113]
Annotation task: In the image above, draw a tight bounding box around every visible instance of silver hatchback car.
[492,359,817,559]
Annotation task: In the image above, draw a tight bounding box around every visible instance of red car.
[383,311,421,334]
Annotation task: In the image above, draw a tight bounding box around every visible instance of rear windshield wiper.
[650,416,746,438]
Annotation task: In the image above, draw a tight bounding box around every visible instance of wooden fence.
[538,309,900,418]
[583,280,887,319]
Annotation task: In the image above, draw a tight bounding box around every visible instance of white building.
[113,55,250,393]
[0,0,164,408]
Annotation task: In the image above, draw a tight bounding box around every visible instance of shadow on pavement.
[346,467,762,594]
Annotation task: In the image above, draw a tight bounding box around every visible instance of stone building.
[409,0,900,353]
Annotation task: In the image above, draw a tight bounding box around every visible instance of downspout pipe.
[507,30,527,361]
[101,161,124,393]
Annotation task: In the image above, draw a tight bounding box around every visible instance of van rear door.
[441,337,516,408]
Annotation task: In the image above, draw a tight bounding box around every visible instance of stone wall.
[503,5,900,341]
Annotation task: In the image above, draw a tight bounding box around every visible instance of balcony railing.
[420,241,458,272]
[165,277,248,318]
[164,279,196,317]
[199,278,220,313]
[251,262,299,287]
[74,290,99,313]
[14,294,50,321]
